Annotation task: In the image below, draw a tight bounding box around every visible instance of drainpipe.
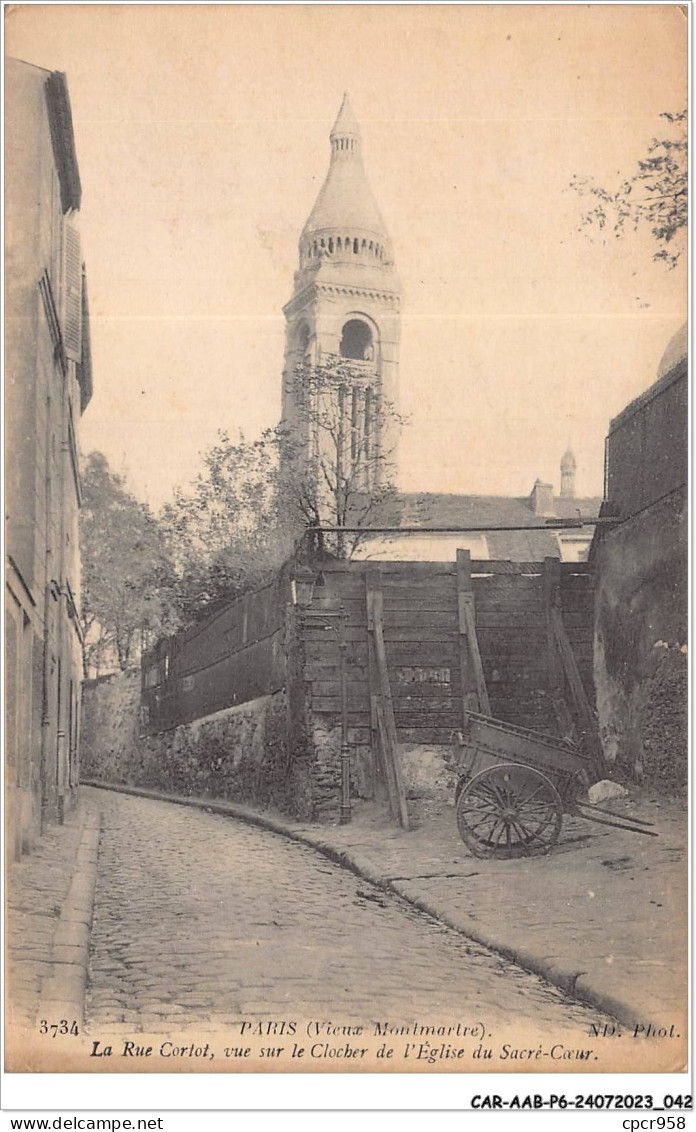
[337,614,351,825]
[39,423,54,830]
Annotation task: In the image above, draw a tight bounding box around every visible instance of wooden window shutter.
[63,221,82,363]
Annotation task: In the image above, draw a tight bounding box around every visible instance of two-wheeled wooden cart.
[455,711,657,858]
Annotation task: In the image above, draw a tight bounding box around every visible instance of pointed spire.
[330,93,361,147]
[301,95,390,250]
[561,445,577,471]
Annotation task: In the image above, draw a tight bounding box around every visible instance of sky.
[6,4,687,510]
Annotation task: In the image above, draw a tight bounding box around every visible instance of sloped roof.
[45,71,81,213]
[384,491,602,560]
[302,96,389,241]
[330,92,360,140]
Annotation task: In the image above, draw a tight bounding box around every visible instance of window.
[340,319,373,361]
[296,322,310,354]
[63,221,82,363]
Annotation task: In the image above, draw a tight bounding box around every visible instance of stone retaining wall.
[81,669,341,821]
[593,489,687,790]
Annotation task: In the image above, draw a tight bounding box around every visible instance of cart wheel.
[456,763,563,858]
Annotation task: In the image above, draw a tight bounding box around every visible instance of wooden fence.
[140,555,597,765]
[302,555,596,748]
[140,574,288,733]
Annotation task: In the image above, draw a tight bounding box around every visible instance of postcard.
[4,0,688,1102]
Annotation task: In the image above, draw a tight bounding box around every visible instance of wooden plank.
[375,699,410,827]
[470,598,545,614]
[544,556,563,693]
[551,605,604,771]
[474,590,544,605]
[473,575,543,596]
[386,646,459,666]
[302,625,371,642]
[382,577,456,594]
[393,711,461,727]
[558,597,595,616]
[382,628,457,643]
[400,727,459,744]
[563,623,594,639]
[369,695,379,799]
[365,580,379,800]
[372,563,456,578]
[311,700,371,721]
[373,586,410,829]
[383,609,455,628]
[372,696,397,820]
[471,561,543,574]
[461,593,492,715]
[557,612,594,629]
[366,573,391,809]
[474,612,547,628]
[381,575,457,591]
[311,679,370,698]
[394,672,460,692]
[304,640,368,659]
[367,570,409,830]
[550,690,577,743]
[393,693,456,709]
[347,727,371,744]
[456,549,491,717]
[483,668,556,689]
[382,599,456,614]
[456,549,480,718]
[560,575,595,589]
[313,595,369,611]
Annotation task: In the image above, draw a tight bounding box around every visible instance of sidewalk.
[293,789,688,1032]
[6,803,101,1039]
[8,779,687,1038]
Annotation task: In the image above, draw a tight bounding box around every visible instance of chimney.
[530,479,555,516]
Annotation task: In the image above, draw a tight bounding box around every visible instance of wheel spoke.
[474,783,505,807]
[515,812,558,844]
[464,813,499,835]
[516,783,550,807]
[486,819,506,846]
[458,797,500,815]
[493,820,508,847]
[457,765,562,857]
[510,819,534,855]
[512,816,545,842]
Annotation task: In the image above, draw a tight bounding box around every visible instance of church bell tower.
[281,95,401,482]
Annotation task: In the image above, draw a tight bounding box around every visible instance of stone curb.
[83,780,644,1026]
[40,809,102,1028]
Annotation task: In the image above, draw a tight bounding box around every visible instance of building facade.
[6,59,93,857]
[282,95,401,486]
[282,98,599,560]
[592,323,687,786]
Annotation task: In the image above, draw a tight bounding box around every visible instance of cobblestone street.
[85,788,607,1043]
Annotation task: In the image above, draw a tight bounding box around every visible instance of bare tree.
[283,354,407,558]
[570,110,687,269]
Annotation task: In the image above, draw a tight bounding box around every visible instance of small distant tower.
[560,446,577,499]
[281,94,401,483]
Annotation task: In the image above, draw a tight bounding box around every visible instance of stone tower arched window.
[296,322,310,354]
[340,318,373,361]
[281,96,401,496]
